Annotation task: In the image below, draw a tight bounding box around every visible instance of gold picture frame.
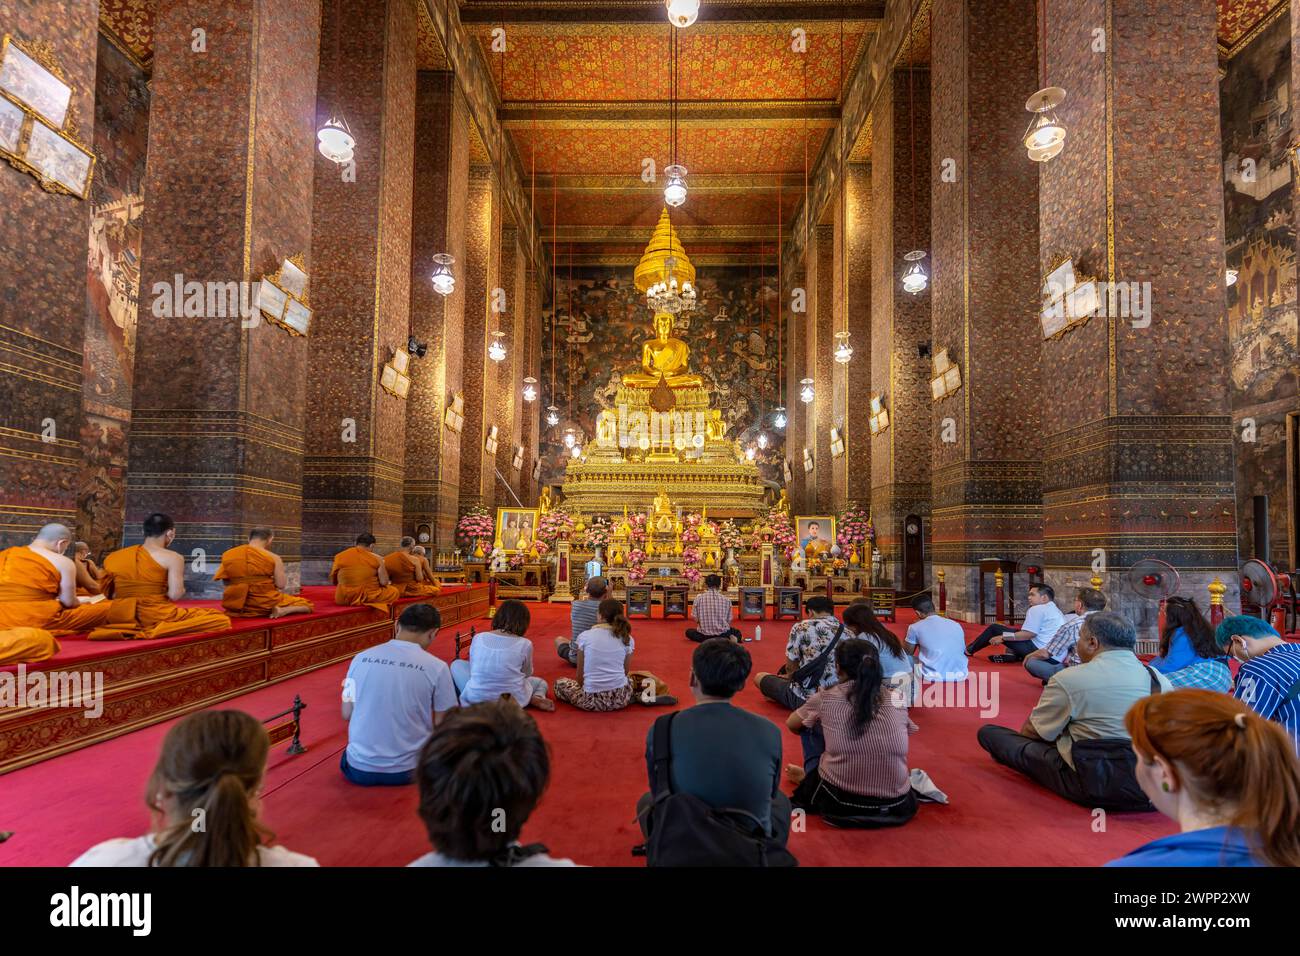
[495,507,539,553]
[0,35,71,127]
[444,393,465,432]
[795,515,836,557]
[0,35,93,200]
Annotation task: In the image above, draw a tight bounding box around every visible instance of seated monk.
[74,541,105,597]
[411,546,438,582]
[383,537,441,598]
[0,523,128,664]
[331,533,401,611]
[88,513,232,641]
[215,528,313,618]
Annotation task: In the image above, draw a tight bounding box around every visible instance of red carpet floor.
[1,604,1176,867]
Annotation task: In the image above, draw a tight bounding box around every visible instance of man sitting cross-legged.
[215,528,313,618]
[331,533,401,611]
[554,575,607,665]
[73,542,105,597]
[965,582,1064,663]
[90,513,232,641]
[685,574,741,643]
[0,523,126,664]
[1021,586,1106,683]
[341,602,458,786]
[383,537,442,598]
[636,639,790,847]
[753,595,843,710]
[977,611,1171,809]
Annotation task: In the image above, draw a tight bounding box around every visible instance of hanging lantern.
[663,164,688,207]
[745,446,756,461]
[1225,269,1238,288]
[1023,87,1066,163]
[757,432,768,449]
[773,406,787,430]
[317,114,355,165]
[833,330,853,364]
[799,378,815,404]
[488,331,507,362]
[430,253,456,296]
[522,376,538,402]
[569,443,583,459]
[665,0,700,29]
[902,250,928,295]
[546,405,560,427]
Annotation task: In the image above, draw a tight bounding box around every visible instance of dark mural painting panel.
[79,33,149,556]
[1221,14,1299,566]
[539,265,783,490]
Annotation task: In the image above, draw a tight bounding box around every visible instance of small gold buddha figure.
[622,312,702,388]
[705,409,726,441]
[653,486,673,515]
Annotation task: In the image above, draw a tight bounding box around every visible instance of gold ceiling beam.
[500,101,839,127]
[781,0,922,277]
[420,0,550,282]
[459,2,885,25]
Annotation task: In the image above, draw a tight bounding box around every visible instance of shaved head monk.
[89,513,231,641]
[73,541,104,597]
[0,523,124,664]
[331,533,401,611]
[411,546,438,583]
[215,528,313,618]
[383,537,441,598]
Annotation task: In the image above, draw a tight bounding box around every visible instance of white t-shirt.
[575,624,634,693]
[344,639,459,774]
[70,835,318,867]
[1021,601,1065,649]
[460,631,536,706]
[905,614,969,682]
[408,847,577,867]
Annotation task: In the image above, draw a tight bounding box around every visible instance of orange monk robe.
[331,547,401,610]
[88,546,231,641]
[0,546,127,663]
[214,545,314,617]
[383,552,441,598]
[75,559,103,597]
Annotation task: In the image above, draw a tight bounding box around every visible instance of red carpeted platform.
[0,585,489,774]
[0,601,1177,867]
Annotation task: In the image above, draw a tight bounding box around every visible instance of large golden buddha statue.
[622,312,702,388]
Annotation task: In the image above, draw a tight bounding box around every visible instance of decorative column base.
[549,539,574,602]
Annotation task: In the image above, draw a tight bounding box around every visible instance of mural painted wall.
[79,34,149,557]
[1220,12,1299,567]
[539,265,784,490]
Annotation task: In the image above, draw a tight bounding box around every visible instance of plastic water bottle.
[754,625,762,642]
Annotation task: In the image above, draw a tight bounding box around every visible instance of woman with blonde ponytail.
[71,710,318,867]
[555,598,673,711]
[1108,689,1300,867]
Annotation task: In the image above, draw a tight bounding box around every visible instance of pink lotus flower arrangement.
[456,506,494,545]
[537,508,574,546]
[836,504,874,549]
[627,513,648,544]
[755,507,797,560]
[717,520,744,551]
[508,552,526,569]
[626,547,647,581]
[583,521,610,550]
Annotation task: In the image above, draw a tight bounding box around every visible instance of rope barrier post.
[936,568,947,617]
[1208,577,1226,627]
[287,694,307,755]
[994,568,1006,623]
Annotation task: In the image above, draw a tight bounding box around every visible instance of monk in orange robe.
[74,541,105,597]
[331,533,401,611]
[215,528,313,618]
[383,537,441,598]
[88,513,232,641]
[0,523,125,664]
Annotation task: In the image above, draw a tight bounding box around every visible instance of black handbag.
[1069,665,1163,812]
[639,712,798,868]
[789,622,847,697]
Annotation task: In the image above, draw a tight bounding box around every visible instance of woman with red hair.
[1108,689,1300,867]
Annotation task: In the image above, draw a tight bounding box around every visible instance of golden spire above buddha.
[625,208,702,388]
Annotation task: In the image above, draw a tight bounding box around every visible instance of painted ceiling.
[95,0,1288,260]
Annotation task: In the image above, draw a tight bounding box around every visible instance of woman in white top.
[554,598,636,711]
[451,599,554,711]
[70,710,318,867]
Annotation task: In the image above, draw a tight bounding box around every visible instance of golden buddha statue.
[652,486,673,515]
[622,312,702,388]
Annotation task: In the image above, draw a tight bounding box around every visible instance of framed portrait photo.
[0,92,24,155]
[0,37,71,128]
[25,117,93,198]
[495,507,539,553]
[795,515,836,558]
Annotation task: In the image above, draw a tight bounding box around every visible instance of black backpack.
[1069,665,1164,812]
[639,712,798,868]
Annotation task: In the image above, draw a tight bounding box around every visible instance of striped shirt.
[570,599,600,641]
[1041,612,1090,667]
[795,682,910,797]
[691,588,733,635]
[1234,643,1300,756]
